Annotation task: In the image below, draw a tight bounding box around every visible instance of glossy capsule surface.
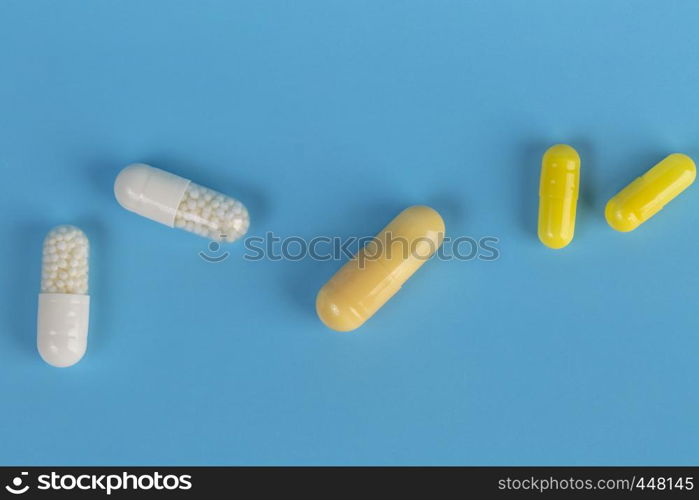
[37,225,90,367]
[605,153,696,232]
[114,163,249,242]
[316,205,445,332]
[538,144,580,249]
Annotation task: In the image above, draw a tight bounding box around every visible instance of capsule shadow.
[425,192,463,231]
[8,221,45,357]
[570,139,595,239]
[283,258,341,320]
[516,141,549,240]
[85,159,121,200]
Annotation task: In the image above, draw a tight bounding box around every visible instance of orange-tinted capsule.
[316,205,445,332]
[605,153,696,232]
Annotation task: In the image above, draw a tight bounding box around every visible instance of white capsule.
[114,163,250,242]
[37,225,90,367]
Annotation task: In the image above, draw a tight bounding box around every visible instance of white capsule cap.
[114,163,191,227]
[37,293,90,367]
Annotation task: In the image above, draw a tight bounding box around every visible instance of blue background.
[0,0,697,465]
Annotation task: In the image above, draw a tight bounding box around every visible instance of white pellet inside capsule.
[174,182,249,242]
[41,225,89,294]
[114,163,250,242]
[37,225,90,368]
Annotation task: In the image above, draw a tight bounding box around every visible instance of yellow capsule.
[538,144,580,249]
[316,205,445,332]
[605,153,696,232]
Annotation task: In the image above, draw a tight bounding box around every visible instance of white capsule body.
[37,225,90,368]
[114,163,250,242]
[37,294,90,367]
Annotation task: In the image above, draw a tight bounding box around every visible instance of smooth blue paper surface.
[0,0,697,465]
